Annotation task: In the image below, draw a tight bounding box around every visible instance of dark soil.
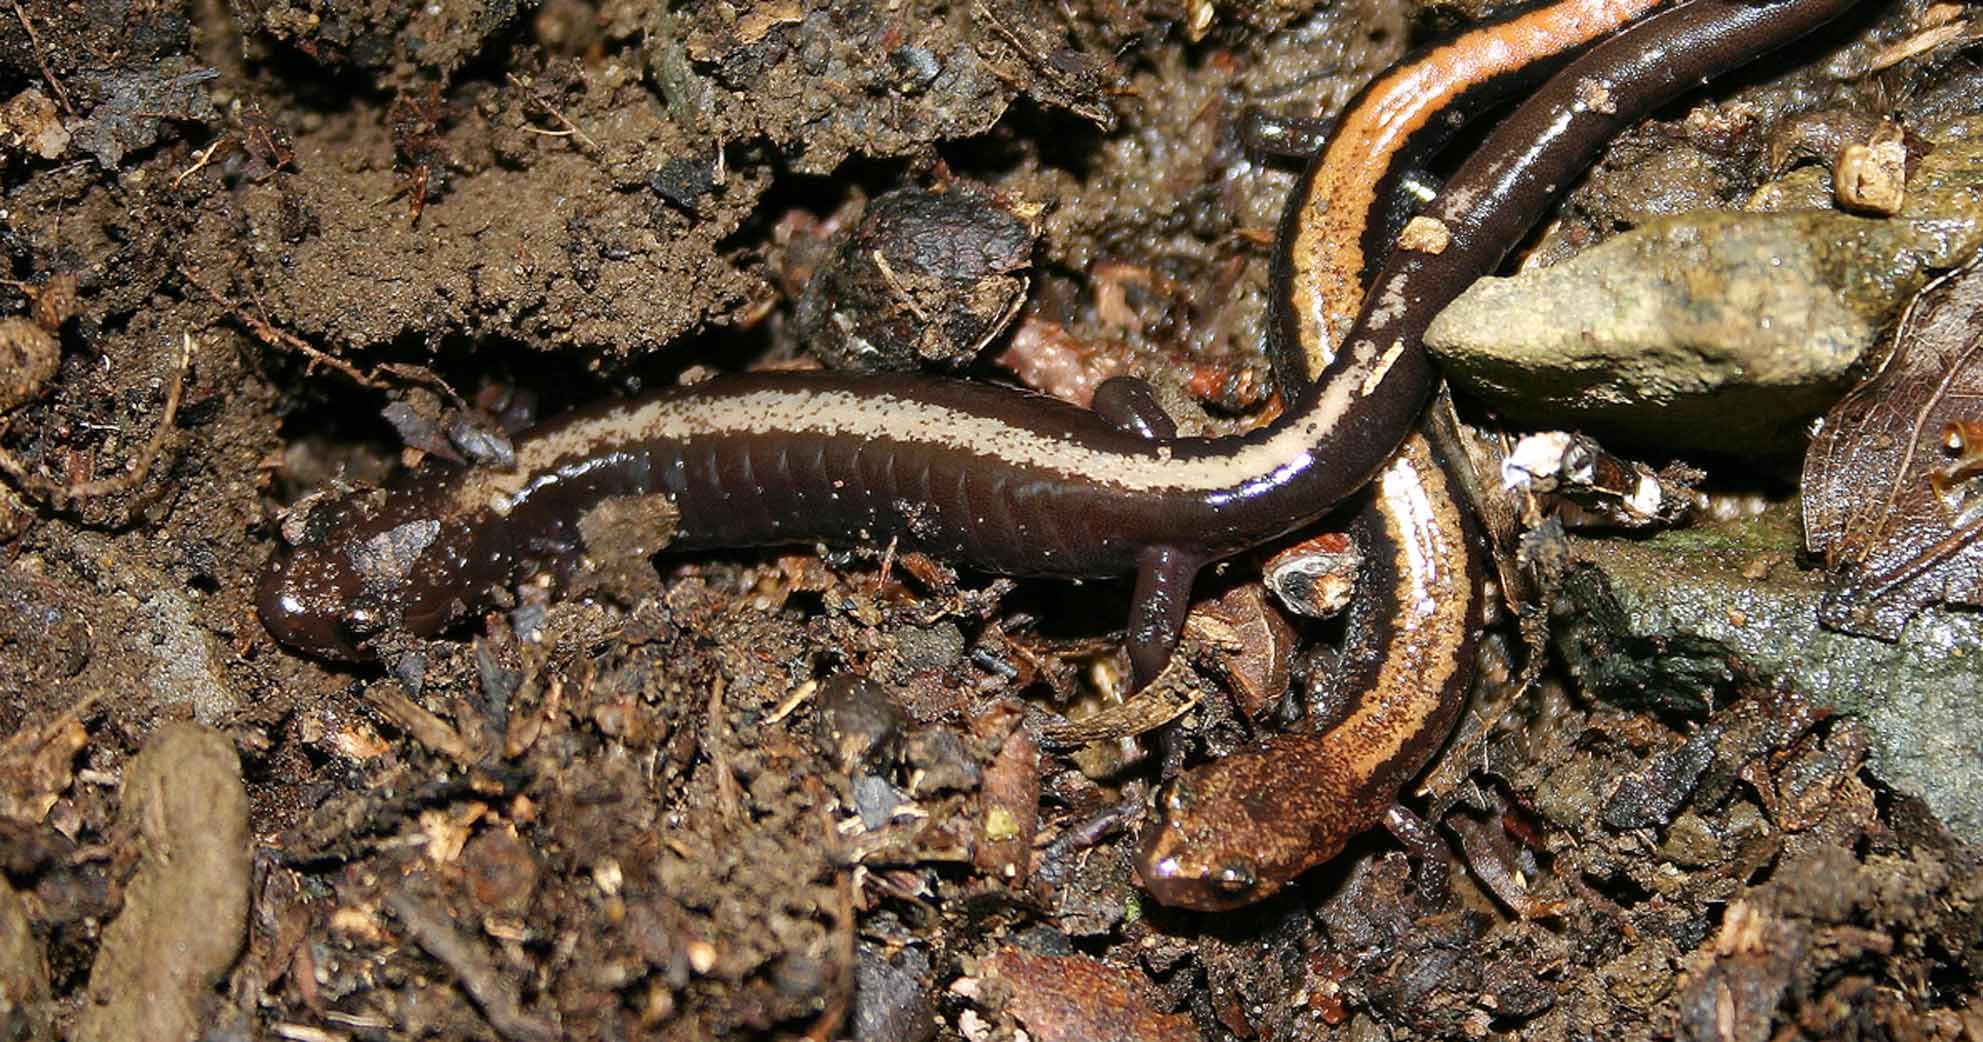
[0,1,1976,1040]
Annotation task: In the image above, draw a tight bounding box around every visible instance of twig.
[12,2,73,116]
[706,674,742,821]
[0,689,104,761]
[802,778,856,1042]
[1869,11,1971,72]
[178,265,379,388]
[363,685,478,766]
[0,333,192,508]
[384,891,557,1042]
[871,249,930,321]
[171,136,230,191]
[504,74,598,151]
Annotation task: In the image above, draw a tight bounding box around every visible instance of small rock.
[903,727,979,794]
[797,182,1037,371]
[137,589,237,721]
[853,944,936,1042]
[1658,811,1728,868]
[0,88,68,160]
[1263,531,1360,620]
[1427,125,1983,451]
[0,317,59,414]
[461,828,541,918]
[813,675,908,774]
[74,723,249,1042]
[854,774,908,829]
[980,947,1200,1042]
[571,491,680,603]
[0,878,49,1039]
[67,65,219,169]
[894,621,966,672]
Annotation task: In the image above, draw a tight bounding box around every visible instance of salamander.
[1134,0,1859,909]
[256,0,1856,704]
[1137,428,1483,910]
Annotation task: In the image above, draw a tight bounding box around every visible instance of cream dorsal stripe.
[1278,0,1676,372]
[478,370,1388,508]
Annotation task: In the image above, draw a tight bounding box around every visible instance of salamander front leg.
[1382,803,1454,908]
[1127,545,1206,690]
[1092,376,1177,440]
[1093,377,1204,690]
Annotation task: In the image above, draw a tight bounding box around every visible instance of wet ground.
[0,0,1978,1039]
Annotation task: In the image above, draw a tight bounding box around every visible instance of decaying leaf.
[977,947,1200,1042]
[1804,263,1983,639]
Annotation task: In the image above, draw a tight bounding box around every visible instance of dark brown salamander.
[257,0,1857,701]
[1133,0,1860,909]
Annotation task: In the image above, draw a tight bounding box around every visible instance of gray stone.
[1426,124,1983,451]
[1553,507,1983,843]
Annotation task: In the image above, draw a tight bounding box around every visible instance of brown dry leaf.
[1192,584,1295,721]
[1804,264,1983,638]
[973,727,1039,883]
[0,717,86,824]
[982,947,1200,1042]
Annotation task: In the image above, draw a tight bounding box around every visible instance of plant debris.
[1806,262,1983,639]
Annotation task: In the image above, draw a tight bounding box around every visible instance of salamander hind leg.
[1096,380,1205,690]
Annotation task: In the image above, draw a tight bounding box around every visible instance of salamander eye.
[341,603,384,639]
[1212,860,1257,896]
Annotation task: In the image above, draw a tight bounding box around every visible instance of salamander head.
[1136,742,1357,911]
[1137,768,1277,911]
[256,487,450,660]
[257,539,374,660]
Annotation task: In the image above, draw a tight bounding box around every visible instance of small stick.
[171,136,230,191]
[179,265,379,388]
[0,333,192,507]
[12,1,73,115]
[504,74,599,151]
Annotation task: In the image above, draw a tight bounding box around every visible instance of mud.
[0,1,1976,1040]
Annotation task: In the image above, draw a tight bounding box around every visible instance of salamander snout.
[256,536,378,661]
[1136,776,1277,911]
